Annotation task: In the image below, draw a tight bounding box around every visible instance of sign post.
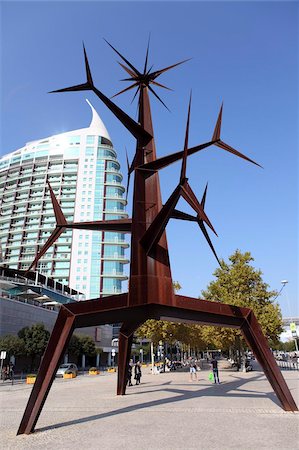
[0,351,7,381]
[111,348,116,367]
[290,323,298,352]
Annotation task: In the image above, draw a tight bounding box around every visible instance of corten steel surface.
[18,41,297,435]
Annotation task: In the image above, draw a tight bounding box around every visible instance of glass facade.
[0,101,129,299]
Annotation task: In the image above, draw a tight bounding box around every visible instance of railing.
[276,359,299,371]
[0,292,57,309]
[0,275,75,300]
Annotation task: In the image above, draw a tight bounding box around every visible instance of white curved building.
[0,100,129,299]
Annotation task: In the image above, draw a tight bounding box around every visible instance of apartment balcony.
[101,272,128,280]
[104,181,123,188]
[102,239,129,248]
[101,256,129,264]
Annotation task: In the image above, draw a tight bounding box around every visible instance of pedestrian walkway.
[1,368,298,449]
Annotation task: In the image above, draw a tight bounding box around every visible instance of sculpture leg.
[117,321,144,395]
[17,306,76,435]
[241,311,298,411]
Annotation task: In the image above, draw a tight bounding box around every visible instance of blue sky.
[1,1,298,317]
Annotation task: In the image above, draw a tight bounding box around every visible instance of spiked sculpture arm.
[27,227,66,271]
[92,86,152,146]
[171,209,198,221]
[63,219,132,232]
[139,140,216,173]
[171,208,222,266]
[28,182,132,271]
[28,219,132,271]
[139,102,261,175]
[50,43,152,146]
[140,180,216,256]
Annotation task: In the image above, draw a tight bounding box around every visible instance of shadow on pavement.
[36,372,280,433]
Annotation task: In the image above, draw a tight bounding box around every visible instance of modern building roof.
[3,99,111,159]
[85,99,111,140]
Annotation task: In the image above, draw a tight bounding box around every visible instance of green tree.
[66,334,96,363]
[200,250,283,355]
[0,335,25,359]
[78,335,96,357]
[173,281,182,292]
[67,334,81,358]
[18,323,50,370]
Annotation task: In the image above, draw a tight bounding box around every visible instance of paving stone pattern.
[1,367,298,450]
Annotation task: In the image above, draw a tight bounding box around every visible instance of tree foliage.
[67,334,96,357]
[0,334,25,358]
[201,250,283,345]
[18,323,50,369]
[79,335,96,356]
[18,323,50,358]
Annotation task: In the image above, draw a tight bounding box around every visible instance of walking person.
[8,362,14,384]
[189,358,197,382]
[211,355,220,384]
[127,359,133,386]
[134,361,142,385]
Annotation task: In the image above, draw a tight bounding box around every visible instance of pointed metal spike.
[146,64,154,76]
[201,182,208,209]
[212,103,223,141]
[28,227,65,271]
[148,85,170,111]
[82,43,93,85]
[170,209,197,221]
[150,80,173,91]
[198,221,222,267]
[111,82,139,99]
[125,147,131,202]
[66,219,132,233]
[120,77,136,82]
[150,58,191,79]
[92,85,152,145]
[131,85,140,104]
[47,181,67,226]
[125,147,130,172]
[128,151,139,175]
[216,140,262,168]
[49,82,91,93]
[140,140,214,173]
[50,45,94,94]
[126,172,131,203]
[118,62,137,78]
[181,182,217,236]
[180,93,192,183]
[103,38,141,77]
[144,34,151,74]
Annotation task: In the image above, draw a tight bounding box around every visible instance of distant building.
[0,100,129,299]
[0,270,114,368]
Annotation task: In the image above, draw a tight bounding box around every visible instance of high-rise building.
[0,100,129,299]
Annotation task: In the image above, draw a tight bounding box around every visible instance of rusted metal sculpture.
[17,41,298,435]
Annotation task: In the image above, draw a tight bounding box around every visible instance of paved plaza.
[1,366,298,449]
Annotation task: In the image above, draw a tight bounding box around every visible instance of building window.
[86,136,95,144]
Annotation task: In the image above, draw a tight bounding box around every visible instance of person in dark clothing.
[211,357,220,384]
[8,363,14,381]
[127,359,133,386]
[134,361,142,385]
